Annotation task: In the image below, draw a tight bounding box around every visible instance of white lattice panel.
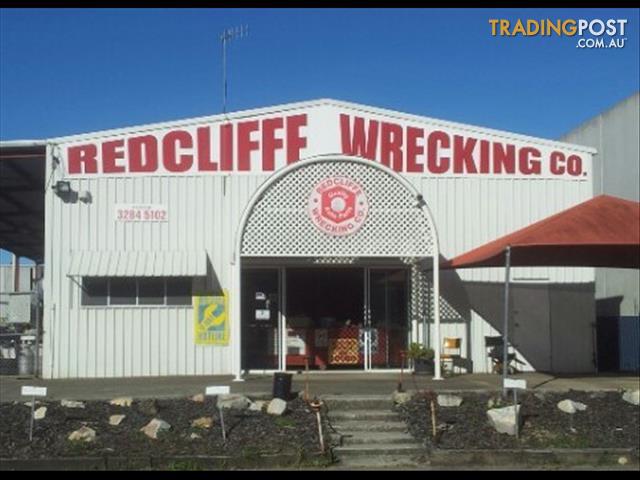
[241,160,435,257]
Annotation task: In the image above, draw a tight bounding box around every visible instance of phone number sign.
[115,204,168,222]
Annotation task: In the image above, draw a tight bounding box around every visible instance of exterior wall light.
[52,180,71,195]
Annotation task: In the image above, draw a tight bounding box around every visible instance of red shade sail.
[443,195,640,269]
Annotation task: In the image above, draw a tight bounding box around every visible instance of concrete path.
[1,372,638,403]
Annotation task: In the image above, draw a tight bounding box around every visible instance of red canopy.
[443,195,640,269]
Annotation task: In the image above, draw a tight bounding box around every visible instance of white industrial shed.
[1,99,598,379]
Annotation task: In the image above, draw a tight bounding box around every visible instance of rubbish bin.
[18,341,34,376]
[272,372,293,400]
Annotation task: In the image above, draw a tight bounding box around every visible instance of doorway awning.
[442,195,640,270]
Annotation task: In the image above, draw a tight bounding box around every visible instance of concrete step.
[328,410,397,421]
[322,395,393,410]
[334,443,426,457]
[340,431,418,445]
[330,420,408,432]
[331,454,428,469]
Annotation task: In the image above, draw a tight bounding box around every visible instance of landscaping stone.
[392,390,412,405]
[557,399,587,414]
[1,397,322,458]
[109,414,126,426]
[137,399,158,416]
[217,394,250,410]
[622,390,639,406]
[249,400,266,412]
[61,399,85,409]
[68,426,96,443]
[487,405,521,436]
[33,406,47,420]
[267,398,287,416]
[396,391,639,450]
[191,394,205,403]
[190,433,201,440]
[191,417,214,429]
[110,397,133,407]
[437,394,463,407]
[140,418,171,439]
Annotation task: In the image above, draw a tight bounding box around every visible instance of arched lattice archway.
[230,155,443,379]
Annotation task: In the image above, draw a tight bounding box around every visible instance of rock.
[557,399,587,414]
[392,391,412,405]
[618,456,629,465]
[487,405,521,436]
[110,397,133,407]
[267,398,287,416]
[137,399,158,416]
[68,426,96,442]
[24,401,41,408]
[190,433,201,440]
[249,400,266,412]
[191,394,205,403]
[33,406,47,420]
[217,394,250,410]
[622,390,639,406]
[437,394,463,407]
[109,414,126,426]
[191,417,214,429]
[140,418,171,439]
[61,399,85,409]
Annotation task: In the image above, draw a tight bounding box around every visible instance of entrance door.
[241,268,280,370]
[365,268,409,369]
[286,268,364,370]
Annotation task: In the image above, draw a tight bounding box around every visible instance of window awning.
[68,250,209,277]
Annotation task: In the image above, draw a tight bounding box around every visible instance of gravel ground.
[0,397,323,459]
[395,390,640,450]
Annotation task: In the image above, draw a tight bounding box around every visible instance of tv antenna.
[220,25,248,115]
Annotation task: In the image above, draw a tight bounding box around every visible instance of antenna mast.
[220,25,248,115]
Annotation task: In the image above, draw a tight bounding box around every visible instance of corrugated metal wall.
[561,93,639,373]
[41,101,597,378]
[411,176,595,374]
[44,174,268,378]
[43,170,594,378]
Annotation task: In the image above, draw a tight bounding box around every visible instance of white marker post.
[503,378,526,439]
[21,386,47,441]
[205,386,230,444]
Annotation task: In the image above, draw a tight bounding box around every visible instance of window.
[166,277,192,306]
[81,278,108,306]
[110,278,137,305]
[81,277,192,307]
[138,278,165,306]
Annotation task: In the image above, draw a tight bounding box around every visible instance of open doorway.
[241,266,410,372]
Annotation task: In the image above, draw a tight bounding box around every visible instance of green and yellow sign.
[194,291,229,346]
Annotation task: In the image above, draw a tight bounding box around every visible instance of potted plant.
[406,342,435,375]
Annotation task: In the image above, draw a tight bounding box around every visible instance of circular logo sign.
[308,176,369,236]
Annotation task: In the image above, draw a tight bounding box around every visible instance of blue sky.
[1,8,639,264]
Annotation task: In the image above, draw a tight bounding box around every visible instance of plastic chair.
[441,337,462,375]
